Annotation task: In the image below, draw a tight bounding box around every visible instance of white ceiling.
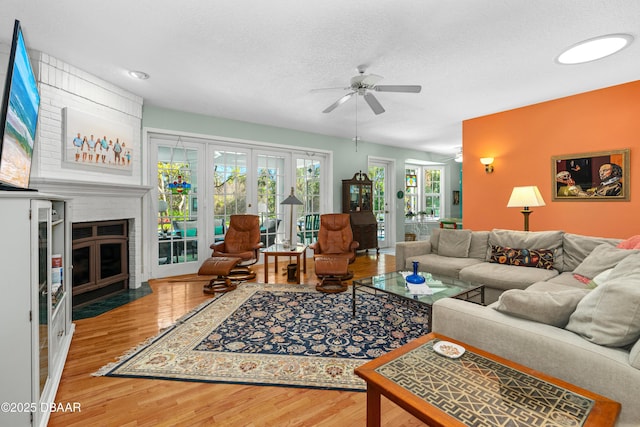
[2,1,639,157]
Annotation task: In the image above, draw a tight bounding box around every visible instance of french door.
[211,148,324,249]
[153,137,205,277]
[212,148,290,247]
[369,157,395,249]
[296,156,322,245]
[150,133,329,278]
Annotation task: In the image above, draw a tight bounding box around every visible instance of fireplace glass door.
[71,220,129,307]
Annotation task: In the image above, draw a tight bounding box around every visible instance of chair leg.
[203,276,238,293]
[228,266,256,281]
[316,276,348,293]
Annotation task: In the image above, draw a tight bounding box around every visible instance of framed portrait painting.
[552,149,629,201]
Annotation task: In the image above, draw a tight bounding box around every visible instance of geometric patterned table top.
[375,338,594,427]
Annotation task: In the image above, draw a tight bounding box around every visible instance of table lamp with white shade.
[507,186,546,231]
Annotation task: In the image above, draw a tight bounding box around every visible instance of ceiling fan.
[317,67,422,115]
[437,147,463,163]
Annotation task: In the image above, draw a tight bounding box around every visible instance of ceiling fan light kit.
[320,68,421,115]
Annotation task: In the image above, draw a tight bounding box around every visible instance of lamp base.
[521,209,532,231]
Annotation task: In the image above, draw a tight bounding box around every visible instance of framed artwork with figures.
[552,149,629,201]
[62,107,134,174]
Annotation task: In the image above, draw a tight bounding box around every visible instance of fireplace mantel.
[30,178,152,198]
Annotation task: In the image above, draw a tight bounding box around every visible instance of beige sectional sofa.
[395,227,622,304]
[396,228,640,426]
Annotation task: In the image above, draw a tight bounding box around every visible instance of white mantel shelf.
[30,178,152,198]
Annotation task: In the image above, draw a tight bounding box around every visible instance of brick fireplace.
[26,51,148,302]
[31,179,150,302]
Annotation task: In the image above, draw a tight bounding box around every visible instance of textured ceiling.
[2,1,639,156]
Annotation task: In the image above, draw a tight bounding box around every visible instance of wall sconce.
[480,157,494,173]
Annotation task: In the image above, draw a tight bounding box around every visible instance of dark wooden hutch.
[342,171,379,253]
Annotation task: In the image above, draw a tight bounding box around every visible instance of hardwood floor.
[50,252,426,426]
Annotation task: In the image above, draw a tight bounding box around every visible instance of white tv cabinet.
[0,192,74,427]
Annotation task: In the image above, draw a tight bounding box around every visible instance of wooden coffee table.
[355,332,620,427]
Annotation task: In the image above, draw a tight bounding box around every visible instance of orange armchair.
[210,214,263,280]
[309,213,359,264]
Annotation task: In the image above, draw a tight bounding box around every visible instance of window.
[405,165,444,220]
[423,168,442,218]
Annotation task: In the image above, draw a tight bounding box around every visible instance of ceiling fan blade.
[374,85,422,93]
[310,86,349,93]
[322,92,355,113]
[364,92,385,115]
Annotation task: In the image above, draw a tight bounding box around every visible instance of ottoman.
[198,256,242,293]
[314,256,349,293]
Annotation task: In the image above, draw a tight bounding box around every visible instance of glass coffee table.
[352,271,484,325]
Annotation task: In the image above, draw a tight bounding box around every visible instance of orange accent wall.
[462,80,640,239]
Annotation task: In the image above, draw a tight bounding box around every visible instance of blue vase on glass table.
[406,261,425,284]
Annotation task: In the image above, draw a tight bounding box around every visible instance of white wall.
[7,49,150,288]
[31,52,143,183]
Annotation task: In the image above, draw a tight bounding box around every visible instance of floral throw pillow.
[490,245,554,269]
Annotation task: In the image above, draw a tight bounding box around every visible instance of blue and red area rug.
[95,283,429,391]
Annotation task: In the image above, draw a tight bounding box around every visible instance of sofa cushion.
[489,245,554,269]
[572,243,639,279]
[630,339,640,369]
[406,254,482,278]
[438,229,472,258]
[543,272,591,289]
[566,253,640,347]
[495,288,589,328]
[430,228,442,253]
[526,280,588,293]
[433,229,489,260]
[487,229,564,271]
[562,233,622,272]
[586,268,614,289]
[459,262,559,292]
[468,231,490,260]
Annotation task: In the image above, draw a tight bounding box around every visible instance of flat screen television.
[0,19,40,191]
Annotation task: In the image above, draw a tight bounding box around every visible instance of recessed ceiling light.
[557,34,633,65]
[128,70,150,80]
